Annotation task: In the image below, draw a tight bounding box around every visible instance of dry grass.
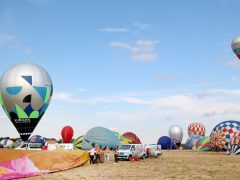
[26,150,240,180]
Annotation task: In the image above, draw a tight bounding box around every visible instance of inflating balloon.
[61,126,74,143]
[210,120,240,151]
[169,124,183,147]
[74,135,85,149]
[188,122,205,137]
[0,63,53,141]
[231,36,240,59]
[192,136,211,152]
[84,127,121,149]
[122,132,141,144]
[113,131,132,145]
[229,130,240,155]
[185,134,202,149]
[157,136,176,149]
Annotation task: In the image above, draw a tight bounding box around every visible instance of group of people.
[89,145,119,165]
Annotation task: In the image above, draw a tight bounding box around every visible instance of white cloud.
[2,88,240,142]
[121,97,148,105]
[133,22,150,30]
[1,34,16,41]
[227,59,240,69]
[53,92,116,104]
[0,34,32,54]
[52,92,79,103]
[110,40,159,61]
[100,28,128,32]
[99,21,150,33]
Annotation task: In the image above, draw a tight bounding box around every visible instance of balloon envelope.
[192,136,211,152]
[210,120,240,151]
[122,132,141,144]
[185,135,202,149]
[0,139,14,147]
[112,131,132,145]
[29,135,46,146]
[188,122,205,137]
[168,125,183,146]
[0,63,53,141]
[230,130,240,155]
[231,36,240,59]
[61,126,74,143]
[157,136,176,149]
[84,127,121,150]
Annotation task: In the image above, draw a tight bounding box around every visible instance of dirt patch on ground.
[27,150,240,180]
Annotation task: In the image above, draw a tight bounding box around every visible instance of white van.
[117,144,147,160]
[15,142,42,150]
[144,144,162,158]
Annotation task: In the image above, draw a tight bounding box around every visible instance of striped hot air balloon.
[229,130,240,155]
[74,135,84,149]
[192,136,211,152]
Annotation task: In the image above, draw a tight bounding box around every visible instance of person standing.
[96,145,102,164]
[89,146,96,165]
[114,145,119,163]
[104,146,110,162]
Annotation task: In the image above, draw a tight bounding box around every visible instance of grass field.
[27,150,240,180]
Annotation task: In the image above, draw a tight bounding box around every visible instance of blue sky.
[1,0,240,143]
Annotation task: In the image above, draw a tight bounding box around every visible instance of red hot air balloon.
[122,132,141,144]
[61,126,74,143]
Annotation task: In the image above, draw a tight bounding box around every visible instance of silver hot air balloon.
[0,63,53,141]
[168,124,183,147]
[232,36,240,59]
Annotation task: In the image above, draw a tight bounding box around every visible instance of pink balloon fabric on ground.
[0,157,49,179]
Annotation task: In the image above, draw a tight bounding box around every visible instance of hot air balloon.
[0,63,53,141]
[0,138,14,147]
[113,131,132,145]
[188,122,205,137]
[83,127,121,150]
[157,136,176,149]
[29,135,46,147]
[185,134,202,149]
[231,36,240,59]
[168,125,183,147]
[192,136,211,152]
[210,120,240,151]
[122,132,141,144]
[229,130,240,155]
[74,135,85,149]
[61,126,74,143]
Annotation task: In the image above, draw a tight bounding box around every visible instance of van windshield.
[120,145,131,150]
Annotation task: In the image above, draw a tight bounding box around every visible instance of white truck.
[117,144,147,160]
[144,144,162,158]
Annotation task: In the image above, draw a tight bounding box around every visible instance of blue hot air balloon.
[82,127,121,150]
[29,135,46,147]
[185,135,202,149]
[157,136,176,149]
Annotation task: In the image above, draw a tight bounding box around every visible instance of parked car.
[15,142,42,150]
[144,144,162,158]
[117,144,147,160]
